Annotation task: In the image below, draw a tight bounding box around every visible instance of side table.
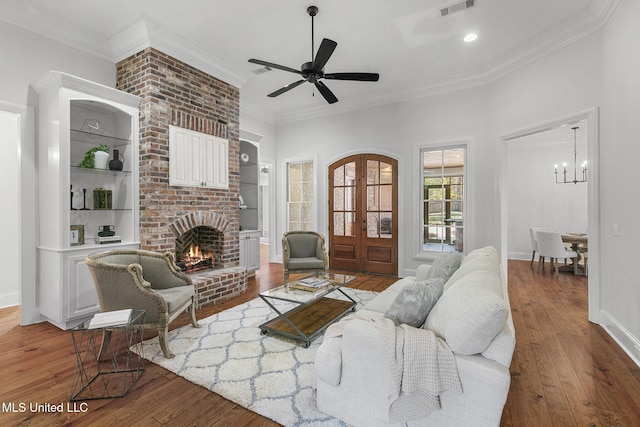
[69,310,145,401]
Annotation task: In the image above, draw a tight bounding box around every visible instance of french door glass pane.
[334,212,345,236]
[334,187,345,211]
[380,185,392,211]
[334,165,345,186]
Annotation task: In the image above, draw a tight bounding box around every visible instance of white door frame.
[1,101,37,325]
[499,107,600,323]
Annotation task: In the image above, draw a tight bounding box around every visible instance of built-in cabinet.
[239,230,261,272]
[239,140,260,273]
[34,71,141,329]
[169,125,229,189]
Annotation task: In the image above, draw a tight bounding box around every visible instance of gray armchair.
[282,231,329,281]
[85,249,199,358]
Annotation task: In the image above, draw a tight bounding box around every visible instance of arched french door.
[328,154,398,275]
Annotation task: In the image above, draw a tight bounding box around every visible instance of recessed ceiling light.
[464,33,478,42]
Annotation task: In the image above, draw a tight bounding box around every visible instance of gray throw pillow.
[425,253,463,282]
[384,278,445,327]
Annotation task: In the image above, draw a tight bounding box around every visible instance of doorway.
[328,154,398,275]
[500,108,600,323]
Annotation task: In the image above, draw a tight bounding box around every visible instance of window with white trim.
[287,161,314,231]
[421,146,465,253]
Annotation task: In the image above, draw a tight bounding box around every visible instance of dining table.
[561,232,588,276]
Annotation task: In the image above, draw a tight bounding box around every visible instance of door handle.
[361,219,366,231]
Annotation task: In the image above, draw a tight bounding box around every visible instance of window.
[287,161,314,231]
[421,147,465,253]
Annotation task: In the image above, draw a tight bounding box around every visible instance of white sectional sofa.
[315,246,515,426]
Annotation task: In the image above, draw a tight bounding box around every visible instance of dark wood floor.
[1,250,639,426]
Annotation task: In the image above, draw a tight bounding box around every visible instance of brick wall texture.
[115,48,246,306]
[116,47,240,260]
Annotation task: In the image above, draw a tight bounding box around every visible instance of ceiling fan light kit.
[248,5,380,104]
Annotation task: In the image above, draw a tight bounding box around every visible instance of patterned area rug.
[136,288,377,426]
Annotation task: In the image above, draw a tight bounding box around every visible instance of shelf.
[71,129,131,147]
[71,166,132,176]
[70,209,134,212]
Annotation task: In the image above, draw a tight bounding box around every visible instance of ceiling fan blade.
[315,81,338,104]
[324,72,380,82]
[267,80,306,97]
[312,38,337,71]
[248,59,301,75]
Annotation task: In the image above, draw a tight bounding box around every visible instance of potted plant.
[78,145,110,168]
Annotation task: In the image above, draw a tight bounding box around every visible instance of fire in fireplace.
[175,226,223,273]
[177,244,213,272]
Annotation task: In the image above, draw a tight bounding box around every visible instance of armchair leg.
[158,326,175,359]
[188,302,200,328]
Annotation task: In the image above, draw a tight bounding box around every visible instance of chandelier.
[554,126,587,184]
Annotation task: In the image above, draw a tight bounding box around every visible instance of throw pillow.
[424,271,507,355]
[384,278,445,327]
[425,253,463,282]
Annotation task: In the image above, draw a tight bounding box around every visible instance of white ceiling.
[2,0,616,123]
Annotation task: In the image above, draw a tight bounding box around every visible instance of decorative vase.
[108,149,124,171]
[94,151,109,169]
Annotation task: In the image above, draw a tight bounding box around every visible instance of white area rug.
[136,288,377,426]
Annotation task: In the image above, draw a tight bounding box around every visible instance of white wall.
[599,0,640,360]
[0,111,20,307]
[507,125,588,260]
[0,22,116,106]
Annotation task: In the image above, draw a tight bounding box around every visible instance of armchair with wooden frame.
[282,231,329,282]
[85,249,199,358]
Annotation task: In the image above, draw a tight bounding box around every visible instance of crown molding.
[109,15,250,89]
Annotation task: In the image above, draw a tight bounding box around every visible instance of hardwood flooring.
[1,252,639,426]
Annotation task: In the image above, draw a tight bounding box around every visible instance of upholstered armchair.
[282,231,329,281]
[85,249,199,358]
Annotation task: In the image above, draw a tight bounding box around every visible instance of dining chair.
[529,227,543,266]
[535,230,578,274]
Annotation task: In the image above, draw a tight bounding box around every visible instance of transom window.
[421,147,465,253]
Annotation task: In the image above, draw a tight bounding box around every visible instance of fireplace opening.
[175,226,223,273]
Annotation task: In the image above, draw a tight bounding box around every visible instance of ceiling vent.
[440,0,476,17]
[252,66,271,75]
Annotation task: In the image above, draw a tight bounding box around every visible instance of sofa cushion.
[154,286,193,314]
[363,277,415,314]
[384,278,445,327]
[286,257,326,270]
[424,253,463,282]
[444,256,502,292]
[425,270,507,355]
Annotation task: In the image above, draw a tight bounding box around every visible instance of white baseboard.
[0,291,19,309]
[600,309,640,369]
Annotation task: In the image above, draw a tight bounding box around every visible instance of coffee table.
[258,272,357,347]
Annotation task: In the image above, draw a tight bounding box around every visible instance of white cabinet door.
[67,253,100,319]
[170,125,228,189]
[239,231,260,271]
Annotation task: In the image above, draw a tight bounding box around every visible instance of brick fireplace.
[116,47,247,308]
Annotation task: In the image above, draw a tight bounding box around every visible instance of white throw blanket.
[324,314,462,421]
